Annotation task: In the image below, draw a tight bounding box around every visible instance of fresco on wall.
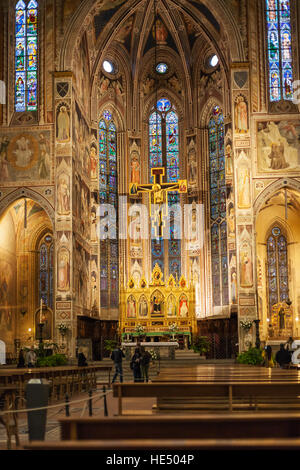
[0,260,14,334]
[73,101,90,178]
[257,120,300,173]
[0,130,51,183]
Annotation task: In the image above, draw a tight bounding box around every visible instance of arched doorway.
[0,197,54,357]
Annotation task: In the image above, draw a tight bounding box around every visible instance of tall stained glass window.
[266,0,293,102]
[39,234,53,309]
[267,226,289,311]
[149,98,181,280]
[99,111,119,309]
[208,106,228,307]
[15,0,38,112]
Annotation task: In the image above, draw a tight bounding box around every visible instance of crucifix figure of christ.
[129,167,187,238]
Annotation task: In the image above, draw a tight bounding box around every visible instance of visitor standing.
[78,350,88,366]
[26,346,37,368]
[276,343,291,368]
[17,349,25,368]
[111,343,125,384]
[140,347,152,383]
[130,347,142,382]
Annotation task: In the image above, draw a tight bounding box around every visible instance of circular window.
[103,60,115,74]
[209,54,219,67]
[156,62,168,74]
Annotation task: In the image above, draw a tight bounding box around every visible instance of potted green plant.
[191,336,210,357]
[104,339,117,354]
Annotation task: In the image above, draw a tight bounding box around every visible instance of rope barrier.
[0,388,112,416]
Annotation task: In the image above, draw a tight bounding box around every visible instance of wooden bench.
[23,412,300,450]
[0,365,112,404]
[0,386,20,450]
[23,437,300,450]
[56,414,300,440]
[112,382,300,414]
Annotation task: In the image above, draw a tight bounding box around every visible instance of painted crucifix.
[129,167,187,238]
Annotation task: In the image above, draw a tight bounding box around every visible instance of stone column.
[53,72,75,357]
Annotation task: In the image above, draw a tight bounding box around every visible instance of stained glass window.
[149,98,181,279]
[39,235,53,309]
[15,0,38,112]
[267,226,289,311]
[266,0,293,102]
[99,114,119,309]
[209,106,228,306]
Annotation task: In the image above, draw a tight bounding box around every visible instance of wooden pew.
[112,382,300,414]
[24,437,300,450]
[24,412,300,451]
[56,414,300,441]
[0,386,20,450]
[0,365,112,404]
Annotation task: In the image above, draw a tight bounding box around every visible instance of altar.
[119,264,196,346]
[121,341,179,360]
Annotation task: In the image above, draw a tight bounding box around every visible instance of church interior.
[1,0,299,361]
[1,0,300,453]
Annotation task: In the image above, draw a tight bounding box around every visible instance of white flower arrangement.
[240,319,253,331]
[149,349,158,361]
[135,324,145,335]
[169,322,178,332]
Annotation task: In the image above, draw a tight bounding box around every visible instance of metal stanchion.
[88,390,93,416]
[103,385,108,417]
[65,394,70,416]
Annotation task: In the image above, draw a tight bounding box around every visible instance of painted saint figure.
[57,105,70,143]
[179,297,188,317]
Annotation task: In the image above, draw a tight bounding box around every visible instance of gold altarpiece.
[119,264,196,340]
[268,302,293,340]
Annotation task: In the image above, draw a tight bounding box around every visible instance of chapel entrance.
[0,197,54,357]
[255,188,300,342]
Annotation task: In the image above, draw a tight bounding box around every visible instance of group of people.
[111,343,152,384]
[262,338,293,368]
[17,346,37,368]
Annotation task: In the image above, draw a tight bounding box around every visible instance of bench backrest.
[59,414,300,440]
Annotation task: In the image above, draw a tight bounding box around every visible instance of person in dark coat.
[276,343,291,368]
[130,348,142,382]
[111,344,125,384]
[140,347,152,383]
[17,349,25,368]
[78,350,88,367]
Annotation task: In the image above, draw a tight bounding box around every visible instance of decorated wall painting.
[187,139,197,187]
[127,295,136,318]
[179,295,188,317]
[239,226,253,289]
[138,295,148,317]
[130,141,140,184]
[0,130,51,182]
[57,247,70,292]
[0,260,15,334]
[237,151,251,209]
[57,173,70,215]
[56,103,70,143]
[167,294,177,317]
[234,95,248,133]
[257,121,300,173]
